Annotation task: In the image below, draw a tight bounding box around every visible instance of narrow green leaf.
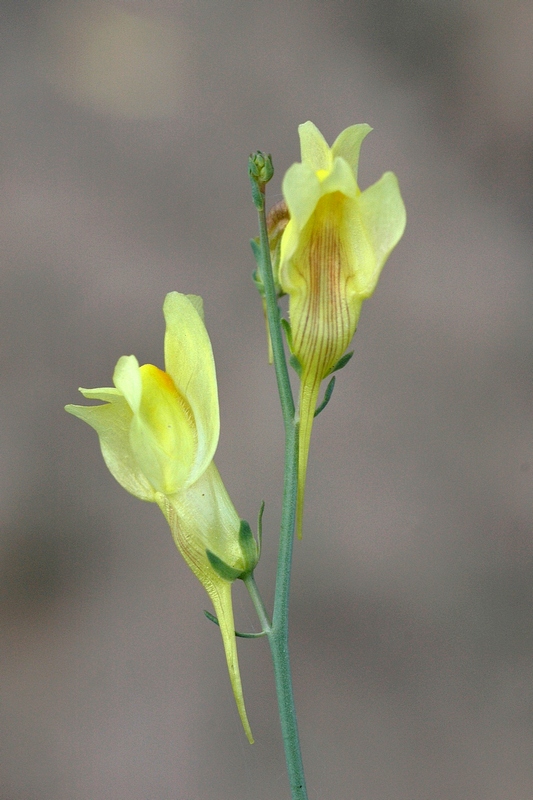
[204,609,267,638]
[314,376,336,417]
[250,237,261,266]
[204,609,220,626]
[256,500,265,557]
[329,350,354,375]
[281,318,293,351]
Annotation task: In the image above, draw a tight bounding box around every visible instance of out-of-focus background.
[1,1,532,797]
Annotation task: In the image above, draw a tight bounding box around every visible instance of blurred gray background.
[1,1,532,798]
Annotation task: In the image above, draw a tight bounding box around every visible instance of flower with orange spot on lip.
[279,121,406,538]
[66,292,257,743]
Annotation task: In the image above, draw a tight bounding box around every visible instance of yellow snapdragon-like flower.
[279,121,406,538]
[66,292,257,743]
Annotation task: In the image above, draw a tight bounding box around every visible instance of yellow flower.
[279,121,406,538]
[66,292,257,743]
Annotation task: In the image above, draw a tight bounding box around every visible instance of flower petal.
[298,120,332,171]
[331,123,372,180]
[113,354,142,411]
[114,355,197,494]
[163,292,219,485]
[319,155,359,198]
[282,162,322,235]
[65,391,156,502]
[356,171,407,297]
[167,461,247,571]
[78,387,123,403]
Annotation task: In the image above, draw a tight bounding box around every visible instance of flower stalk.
[249,152,308,800]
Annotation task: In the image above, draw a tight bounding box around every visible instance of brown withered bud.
[266,199,290,250]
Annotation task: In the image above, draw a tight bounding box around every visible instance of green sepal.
[206,550,243,582]
[328,350,354,375]
[281,318,293,351]
[238,519,259,573]
[314,376,336,417]
[289,353,302,377]
[283,319,302,378]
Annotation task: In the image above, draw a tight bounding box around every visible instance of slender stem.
[245,422,306,800]
[267,418,307,800]
[243,573,271,634]
[255,179,295,428]
[249,155,308,800]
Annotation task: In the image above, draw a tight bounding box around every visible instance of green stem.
[255,175,294,428]
[243,573,271,635]
[245,425,304,799]
[268,418,306,800]
[249,155,308,800]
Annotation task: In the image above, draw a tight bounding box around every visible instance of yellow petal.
[318,155,358,198]
[281,162,322,241]
[280,158,357,266]
[331,123,372,179]
[356,171,407,296]
[65,389,156,501]
[185,293,205,320]
[285,191,360,373]
[163,292,220,485]
[298,120,332,172]
[113,355,197,494]
[165,461,249,576]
